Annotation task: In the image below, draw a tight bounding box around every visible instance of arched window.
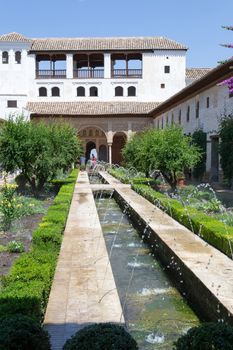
[2,51,8,64]
[51,87,60,97]
[39,87,47,97]
[77,86,85,96]
[128,86,136,96]
[15,51,21,64]
[90,86,98,97]
[115,86,123,96]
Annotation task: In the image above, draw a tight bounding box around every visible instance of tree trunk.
[162,172,177,192]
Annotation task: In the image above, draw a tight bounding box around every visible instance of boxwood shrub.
[0,314,51,350]
[0,169,78,323]
[63,323,138,350]
[173,322,233,350]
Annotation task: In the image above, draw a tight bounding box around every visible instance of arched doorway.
[99,144,107,162]
[112,132,126,165]
[78,126,107,163]
[86,141,96,162]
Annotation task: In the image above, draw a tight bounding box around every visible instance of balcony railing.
[36,70,66,79]
[111,69,142,78]
[73,69,104,79]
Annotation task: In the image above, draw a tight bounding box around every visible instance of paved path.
[44,170,233,349]
[44,171,124,350]
[100,171,233,323]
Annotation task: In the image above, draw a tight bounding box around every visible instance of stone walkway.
[44,170,233,349]
[100,171,233,324]
[44,171,124,350]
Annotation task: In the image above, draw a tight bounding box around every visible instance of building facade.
[0,32,232,178]
[151,59,233,181]
[0,32,190,163]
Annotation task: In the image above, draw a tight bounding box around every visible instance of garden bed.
[0,198,53,278]
[0,169,78,323]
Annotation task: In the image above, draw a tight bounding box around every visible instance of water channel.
[94,191,199,349]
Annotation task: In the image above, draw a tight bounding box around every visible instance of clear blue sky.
[0,0,232,68]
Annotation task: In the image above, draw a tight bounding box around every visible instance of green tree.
[219,113,233,187]
[192,129,207,180]
[123,125,201,190]
[0,116,81,195]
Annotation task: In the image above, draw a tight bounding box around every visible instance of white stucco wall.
[0,40,187,118]
[0,42,32,119]
[154,84,233,176]
[1,49,186,105]
[29,50,186,103]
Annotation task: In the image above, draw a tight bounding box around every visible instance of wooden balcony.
[73,69,104,79]
[111,69,142,78]
[36,70,66,79]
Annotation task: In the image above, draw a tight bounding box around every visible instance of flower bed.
[0,169,78,322]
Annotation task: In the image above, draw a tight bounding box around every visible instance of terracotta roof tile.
[0,32,32,43]
[0,33,187,51]
[26,101,160,115]
[186,68,212,80]
[30,36,187,51]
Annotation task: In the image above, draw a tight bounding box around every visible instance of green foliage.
[0,182,19,230]
[0,245,7,252]
[219,113,233,186]
[0,182,48,230]
[123,126,201,190]
[6,241,25,253]
[215,211,233,227]
[0,116,81,194]
[132,177,160,186]
[16,196,46,217]
[109,169,131,184]
[15,173,28,191]
[63,323,138,350]
[0,169,78,321]
[173,322,233,350]
[0,314,51,350]
[132,183,233,258]
[194,198,223,213]
[192,129,207,180]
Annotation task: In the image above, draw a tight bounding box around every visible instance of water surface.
[95,196,199,350]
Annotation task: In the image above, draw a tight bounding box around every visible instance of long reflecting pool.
[95,194,199,350]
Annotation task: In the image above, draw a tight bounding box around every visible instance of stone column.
[108,143,112,164]
[66,54,73,78]
[95,138,99,159]
[127,121,132,140]
[104,53,111,78]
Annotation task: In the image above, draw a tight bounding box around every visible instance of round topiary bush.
[0,314,51,350]
[173,322,233,350]
[63,323,138,350]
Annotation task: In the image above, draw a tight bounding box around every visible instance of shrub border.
[0,169,78,322]
[109,169,233,259]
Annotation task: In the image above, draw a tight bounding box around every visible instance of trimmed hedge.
[109,169,131,184]
[132,185,233,258]
[0,314,51,350]
[0,169,78,322]
[108,169,233,259]
[63,323,138,350]
[132,184,233,258]
[173,322,233,350]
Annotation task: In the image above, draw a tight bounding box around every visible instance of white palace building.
[0,32,232,179]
